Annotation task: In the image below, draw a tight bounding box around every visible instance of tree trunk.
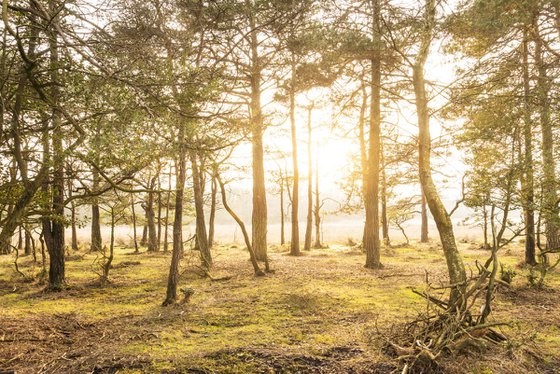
[146,185,158,252]
[131,192,139,253]
[313,146,322,249]
[164,164,172,252]
[521,30,536,264]
[208,172,217,248]
[217,175,265,275]
[363,0,382,269]
[289,61,301,256]
[68,177,78,251]
[304,105,313,251]
[190,151,211,269]
[141,224,147,246]
[533,22,560,251]
[413,0,466,303]
[24,226,32,256]
[46,10,66,290]
[280,171,285,245]
[249,10,268,262]
[91,169,102,252]
[380,142,390,246]
[420,188,429,243]
[163,145,186,306]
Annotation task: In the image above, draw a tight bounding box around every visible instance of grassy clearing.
[0,241,559,373]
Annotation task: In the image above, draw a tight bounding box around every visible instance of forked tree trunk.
[217,175,265,275]
[413,0,466,303]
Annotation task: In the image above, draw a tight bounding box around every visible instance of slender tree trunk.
[131,192,139,253]
[68,178,78,251]
[413,0,466,303]
[146,183,158,252]
[521,30,536,264]
[157,168,163,250]
[24,226,32,256]
[164,164,172,252]
[190,151,211,269]
[359,81,368,247]
[91,169,102,252]
[217,175,265,275]
[420,188,429,243]
[483,204,489,249]
[102,206,115,284]
[313,146,322,249]
[304,105,313,251]
[46,9,66,290]
[163,141,187,306]
[208,172,217,248]
[534,22,560,251]
[289,61,301,256]
[380,142,390,246]
[249,8,268,262]
[280,171,285,245]
[364,0,382,269]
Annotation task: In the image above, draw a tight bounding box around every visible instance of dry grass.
[0,241,559,373]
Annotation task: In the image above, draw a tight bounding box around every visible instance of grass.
[0,241,559,373]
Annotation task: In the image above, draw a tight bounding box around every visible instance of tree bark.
[304,105,313,251]
[289,61,301,256]
[363,0,382,269]
[208,171,217,248]
[413,0,466,303]
[521,30,536,264]
[533,21,560,251]
[190,151,211,269]
[249,9,268,262]
[163,144,186,305]
[420,188,429,243]
[91,168,102,252]
[380,141,390,246]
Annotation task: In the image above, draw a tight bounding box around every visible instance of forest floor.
[0,240,559,373]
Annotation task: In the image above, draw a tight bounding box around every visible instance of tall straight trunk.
[534,23,560,251]
[163,139,187,305]
[414,0,466,303]
[157,169,163,249]
[146,180,158,252]
[380,142,390,246]
[24,226,32,256]
[131,192,139,253]
[521,30,536,264]
[420,188,429,243]
[289,61,301,256]
[359,81,368,246]
[363,0,382,269]
[164,164,172,252]
[208,172,217,248]
[67,178,78,251]
[46,8,66,290]
[91,169,102,252]
[280,171,285,245]
[249,9,268,261]
[313,145,322,249]
[190,151,211,269]
[304,105,313,251]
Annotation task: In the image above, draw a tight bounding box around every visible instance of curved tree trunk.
[413,0,466,303]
